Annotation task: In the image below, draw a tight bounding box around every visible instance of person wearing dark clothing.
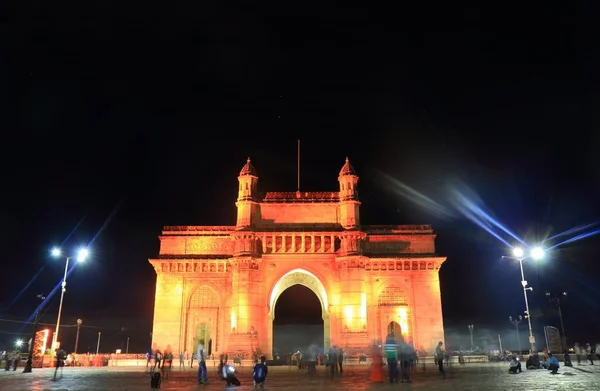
[338,348,344,373]
[328,348,338,376]
[399,340,414,383]
[526,354,540,369]
[435,342,445,375]
[12,352,20,370]
[4,352,11,371]
[53,349,66,380]
[253,355,268,388]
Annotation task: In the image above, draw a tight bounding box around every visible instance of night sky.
[2,3,599,352]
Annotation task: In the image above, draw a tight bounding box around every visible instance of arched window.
[189,285,219,309]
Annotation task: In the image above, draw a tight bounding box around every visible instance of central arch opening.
[273,284,324,358]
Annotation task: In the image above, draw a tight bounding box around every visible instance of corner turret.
[338,157,361,229]
[236,158,260,227]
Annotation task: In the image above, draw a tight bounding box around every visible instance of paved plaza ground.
[0,362,599,391]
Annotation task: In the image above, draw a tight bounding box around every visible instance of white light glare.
[15,339,23,347]
[512,247,524,258]
[531,247,544,260]
[51,248,61,257]
[77,248,89,262]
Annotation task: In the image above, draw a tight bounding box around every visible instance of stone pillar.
[320,235,325,252]
[310,234,315,252]
[411,269,445,353]
[151,273,184,353]
[266,313,274,359]
[301,234,306,252]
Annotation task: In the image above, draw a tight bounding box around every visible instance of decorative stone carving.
[185,237,234,255]
[268,263,276,271]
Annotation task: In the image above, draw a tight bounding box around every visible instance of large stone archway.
[267,269,330,356]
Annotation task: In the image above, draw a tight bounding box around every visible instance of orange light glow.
[230,312,237,331]
[360,293,367,322]
[344,305,354,326]
[398,307,409,337]
[40,329,49,355]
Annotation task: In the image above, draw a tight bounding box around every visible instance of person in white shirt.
[196,340,208,384]
[508,355,522,373]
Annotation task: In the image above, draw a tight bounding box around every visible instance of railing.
[364,225,432,233]
[262,191,339,203]
[163,226,237,232]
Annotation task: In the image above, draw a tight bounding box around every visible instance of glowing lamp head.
[531,247,544,260]
[512,247,524,258]
[77,248,89,262]
[51,248,62,257]
[15,339,23,347]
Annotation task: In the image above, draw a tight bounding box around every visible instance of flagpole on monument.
[297,139,301,192]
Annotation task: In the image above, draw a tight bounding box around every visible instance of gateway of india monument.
[149,157,446,357]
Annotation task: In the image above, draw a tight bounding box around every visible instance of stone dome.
[239,157,258,176]
[339,157,356,176]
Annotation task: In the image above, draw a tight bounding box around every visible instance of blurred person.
[196,339,208,384]
[547,353,560,374]
[369,342,384,383]
[435,341,445,376]
[508,355,522,373]
[253,355,268,388]
[384,333,398,383]
[574,343,582,365]
[586,343,594,365]
[399,338,414,383]
[337,348,344,373]
[12,351,21,370]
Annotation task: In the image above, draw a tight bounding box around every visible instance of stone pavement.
[0,362,599,391]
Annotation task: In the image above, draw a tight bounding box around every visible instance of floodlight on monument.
[512,247,524,258]
[530,246,544,260]
[77,248,89,262]
[51,247,61,257]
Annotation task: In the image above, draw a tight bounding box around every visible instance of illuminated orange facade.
[149,158,446,357]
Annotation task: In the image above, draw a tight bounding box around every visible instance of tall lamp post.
[508,246,545,354]
[50,247,88,358]
[23,293,46,373]
[468,324,474,350]
[74,319,83,354]
[508,315,523,353]
[545,291,568,350]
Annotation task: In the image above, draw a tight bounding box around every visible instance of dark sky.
[1,3,600,351]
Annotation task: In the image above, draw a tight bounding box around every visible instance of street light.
[468,324,474,350]
[508,245,544,354]
[49,247,88,360]
[546,291,568,351]
[508,315,523,353]
[16,339,23,348]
